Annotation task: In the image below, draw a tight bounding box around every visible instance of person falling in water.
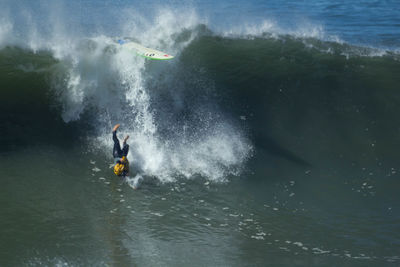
[112,124,130,177]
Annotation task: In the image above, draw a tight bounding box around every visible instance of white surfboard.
[118,39,174,60]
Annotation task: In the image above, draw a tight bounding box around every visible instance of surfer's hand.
[113,124,121,132]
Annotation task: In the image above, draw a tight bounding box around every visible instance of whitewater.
[1,0,400,266]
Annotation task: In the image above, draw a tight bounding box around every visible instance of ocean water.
[1,0,400,266]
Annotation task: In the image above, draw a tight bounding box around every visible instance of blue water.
[198,0,400,48]
[3,0,400,49]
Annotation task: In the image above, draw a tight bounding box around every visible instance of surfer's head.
[114,162,125,176]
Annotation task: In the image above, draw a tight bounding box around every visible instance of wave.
[1,10,400,181]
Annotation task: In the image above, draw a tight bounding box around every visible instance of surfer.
[112,124,130,177]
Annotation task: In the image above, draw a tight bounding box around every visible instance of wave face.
[0,9,253,182]
[1,4,400,182]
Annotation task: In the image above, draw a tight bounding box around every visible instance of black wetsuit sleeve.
[122,143,129,157]
[113,131,123,158]
[113,131,119,143]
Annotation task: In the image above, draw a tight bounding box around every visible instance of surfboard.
[118,39,174,60]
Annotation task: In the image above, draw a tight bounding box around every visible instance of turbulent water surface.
[1,0,400,266]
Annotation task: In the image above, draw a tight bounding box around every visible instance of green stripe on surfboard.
[118,39,174,60]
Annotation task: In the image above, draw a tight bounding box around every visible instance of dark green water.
[1,146,399,266]
[1,32,400,266]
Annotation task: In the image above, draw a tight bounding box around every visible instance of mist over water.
[0,1,254,181]
[1,0,400,266]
